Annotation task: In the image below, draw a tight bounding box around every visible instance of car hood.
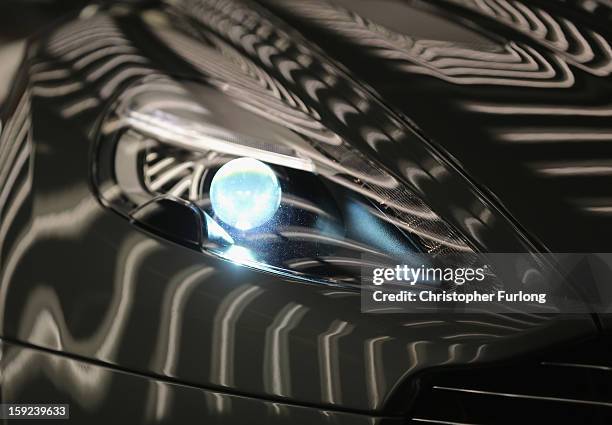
[259,0,612,252]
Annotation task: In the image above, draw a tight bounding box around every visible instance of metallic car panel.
[259,0,612,252]
[0,0,603,416]
[0,339,403,424]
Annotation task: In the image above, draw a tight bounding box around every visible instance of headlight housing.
[94,76,475,286]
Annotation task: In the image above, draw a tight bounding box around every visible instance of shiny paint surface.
[0,340,401,424]
[260,0,612,252]
[0,0,607,421]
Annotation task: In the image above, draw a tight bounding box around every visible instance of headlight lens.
[209,157,282,231]
[96,77,474,286]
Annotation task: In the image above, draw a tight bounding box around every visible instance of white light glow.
[223,245,255,264]
[210,157,281,230]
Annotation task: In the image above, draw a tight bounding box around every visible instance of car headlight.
[94,76,476,286]
[209,157,282,231]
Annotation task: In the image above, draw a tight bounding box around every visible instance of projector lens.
[210,157,282,230]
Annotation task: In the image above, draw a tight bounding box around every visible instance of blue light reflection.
[210,157,281,230]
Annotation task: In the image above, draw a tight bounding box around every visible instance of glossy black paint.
[0,0,609,422]
[0,340,401,424]
[260,0,612,252]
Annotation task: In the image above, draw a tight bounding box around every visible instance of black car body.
[1,0,611,423]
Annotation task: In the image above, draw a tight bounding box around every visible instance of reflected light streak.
[464,102,612,116]
[533,162,612,176]
[319,320,353,404]
[210,284,264,388]
[264,302,309,397]
[365,336,392,406]
[498,130,612,143]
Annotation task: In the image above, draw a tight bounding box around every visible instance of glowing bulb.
[210,157,281,230]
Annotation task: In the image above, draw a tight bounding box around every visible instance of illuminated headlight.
[95,77,474,286]
[210,157,281,231]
